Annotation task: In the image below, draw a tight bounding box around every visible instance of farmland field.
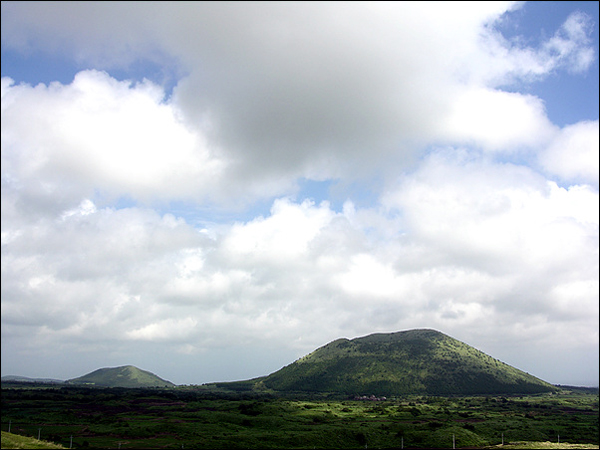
[1,384,598,449]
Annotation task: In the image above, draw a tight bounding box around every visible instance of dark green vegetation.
[66,365,175,388]
[1,384,597,449]
[237,329,556,396]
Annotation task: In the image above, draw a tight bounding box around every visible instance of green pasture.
[1,385,597,448]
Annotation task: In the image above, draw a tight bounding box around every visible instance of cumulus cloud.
[222,198,335,262]
[383,150,598,275]
[1,71,223,208]
[3,163,597,381]
[539,120,599,186]
[2,2,595,192]
[1,2,598,385]
[439,87,557,152]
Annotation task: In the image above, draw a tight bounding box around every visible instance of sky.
[1,1,598,387]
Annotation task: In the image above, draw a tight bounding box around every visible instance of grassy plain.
[1,384,598,449]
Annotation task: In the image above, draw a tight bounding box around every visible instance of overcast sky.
[1,1,598,387]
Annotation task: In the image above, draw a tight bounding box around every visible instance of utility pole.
[38,428,41,440]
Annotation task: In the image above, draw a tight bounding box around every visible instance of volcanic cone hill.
[259,329,555,396]
[67,365,175,388]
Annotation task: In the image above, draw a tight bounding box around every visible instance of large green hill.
[66,365,175,388]
[259,329,555,396]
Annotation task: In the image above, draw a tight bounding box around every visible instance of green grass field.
[1,384,598,449]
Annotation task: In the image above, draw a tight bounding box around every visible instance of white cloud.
[379,154,598,357]
[127,317,199,342]
[467,10,596,86]
[439,87,556,151]
[544,11,596,74]
[2,2,594,195]
[336,253,405,299]
[1,71,224,206]
[1,2,598,385]
[539,120,599,186]
[222,198,335,262]
[1,179,598,382]
[384,151,598,275]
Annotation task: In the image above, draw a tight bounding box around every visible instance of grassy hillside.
[66,365,175,388]
[261,329,555,396]
[1,376,63,384]
[1,431,65,449]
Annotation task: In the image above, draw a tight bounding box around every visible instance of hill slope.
[260,329,555,396]
[67,365,175,388]
[1,431,66,449]
[1,375,64,383]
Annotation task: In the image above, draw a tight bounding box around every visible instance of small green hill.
[66,365,175,388]
[260,329,555,396]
